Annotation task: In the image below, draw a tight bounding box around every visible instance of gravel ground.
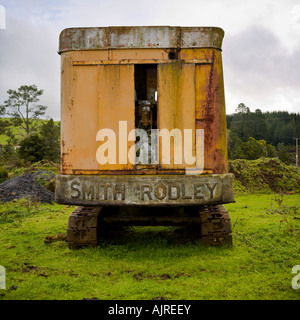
[0,170,55,203]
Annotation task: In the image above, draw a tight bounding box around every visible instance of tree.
[0,104,9,135]
[227,106,300,161]
[235,103,250,114]
[40,119,60,163]
[240,137,265,160]
[18,134,45,163]
[266,144,276,158]
[227,131,244,159]
[230,103,252,142]
[1,85,47,139]
[277,143,291,164]
[251,109,267,141]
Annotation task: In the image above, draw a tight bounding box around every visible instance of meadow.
[0,192,299,300]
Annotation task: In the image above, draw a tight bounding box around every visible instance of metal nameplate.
[55,174,234,207]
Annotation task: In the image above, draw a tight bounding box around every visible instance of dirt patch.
[152,296,168,300]
[132,272,188,281]
[44,233,67,244]
[159,273,172,280]
[21,263,49,278]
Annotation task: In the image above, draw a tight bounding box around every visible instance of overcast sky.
[0,0,300,120]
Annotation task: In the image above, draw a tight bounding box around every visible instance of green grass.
[0,193,300,300]
[0,118,59,145]
[0,119,18,144]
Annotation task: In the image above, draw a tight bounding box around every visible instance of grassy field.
[0,118,59,145]
[0,192,299,300]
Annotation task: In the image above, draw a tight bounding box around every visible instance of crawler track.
[199,205,232,245]
[66,205,232,248]
[67,206,102,249]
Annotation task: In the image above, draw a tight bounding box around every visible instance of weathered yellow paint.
[196,49,227,173]
[158,62,196,169]
[179,48,213,61]
[60,27,228,175]
[97,64,135,170]
[61,55,99,173]
[66,49,168,64]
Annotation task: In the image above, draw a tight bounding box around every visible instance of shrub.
[0,166,8,183]
[18,134,44,163]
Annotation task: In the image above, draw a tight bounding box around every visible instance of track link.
[67,206,102,249]
[66,205,232,248]
[199,205,232,245]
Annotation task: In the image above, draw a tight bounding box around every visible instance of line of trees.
[1,86,299,167]
[227,103,300,163]
[0,85,60,166]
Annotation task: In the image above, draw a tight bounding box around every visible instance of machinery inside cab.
[134,64,158,166]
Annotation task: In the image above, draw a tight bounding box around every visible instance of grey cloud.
[223,25,300,98]
[0,17,60,120]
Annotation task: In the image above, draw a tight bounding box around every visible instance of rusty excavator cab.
[55,26,234,247]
